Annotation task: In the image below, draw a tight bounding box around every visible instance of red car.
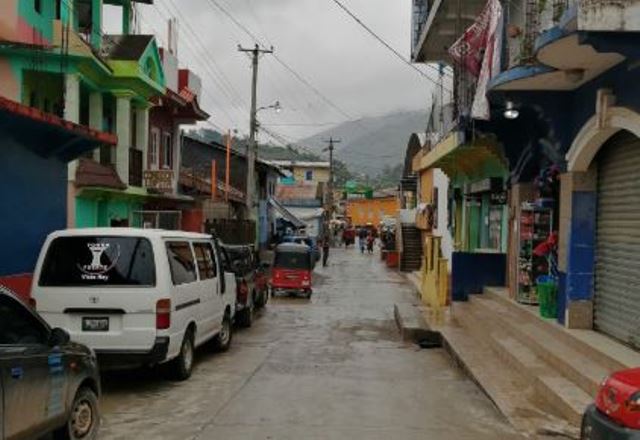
[582,368,640,439]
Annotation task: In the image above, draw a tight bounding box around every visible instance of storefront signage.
[490,191,508,205]
[469,177,503,194]
[144,170,174,192]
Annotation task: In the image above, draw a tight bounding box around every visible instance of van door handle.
[10,367,23,379]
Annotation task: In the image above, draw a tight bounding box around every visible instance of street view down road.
[98,248,520,440]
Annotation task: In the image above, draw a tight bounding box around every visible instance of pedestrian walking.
[322,237,330,267]
[367,233,375,254]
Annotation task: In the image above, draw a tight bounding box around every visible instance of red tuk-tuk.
[270,243,314,298]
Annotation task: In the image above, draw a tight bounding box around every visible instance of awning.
[413,130,507,183]
[0,96,117,162]
[269,197,305,228]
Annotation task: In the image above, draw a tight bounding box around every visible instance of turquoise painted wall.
[76,197,98,228]
[76,196,142,228]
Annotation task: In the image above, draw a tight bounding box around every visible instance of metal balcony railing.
[129,148,143,187]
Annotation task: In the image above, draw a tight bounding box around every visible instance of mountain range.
[298,110,428,177]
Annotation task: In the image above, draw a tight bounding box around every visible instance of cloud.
[105,0,434,140]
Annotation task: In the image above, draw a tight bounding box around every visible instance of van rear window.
[39,237,156,287]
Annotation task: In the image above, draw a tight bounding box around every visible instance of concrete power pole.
[323,137,341,232]
[238,44,273,214]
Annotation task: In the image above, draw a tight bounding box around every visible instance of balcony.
[411,0,486,63]
[129,148,143,187]
[144,169,175,193]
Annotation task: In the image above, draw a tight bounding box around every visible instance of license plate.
[82,317,109,332]
[285,275,298,279]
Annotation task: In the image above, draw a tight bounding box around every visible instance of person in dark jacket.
[322,237,330,267]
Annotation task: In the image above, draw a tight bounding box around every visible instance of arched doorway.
[593,130,640,347]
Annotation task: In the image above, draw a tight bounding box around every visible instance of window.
[193,242,217,280]
[149,128,160,170]
[34,0,42,14]
[39,237,155,287]
[305,170,313,181]
[166,241,197,285]
[274,252,310,270]
[55,0,62,19]
[161,132,173,169]
[0,296,48,345]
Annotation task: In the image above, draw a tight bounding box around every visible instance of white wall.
[433,168,453,264]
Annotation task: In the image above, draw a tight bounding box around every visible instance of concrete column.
[559,168,598,329]
[89,92,103,162]
[136,105,149,171]
[65,74,81,227]
[64,74,81,124]
[172,124,181,194]
[115,95,132,185]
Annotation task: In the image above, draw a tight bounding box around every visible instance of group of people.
[357,227,377,254]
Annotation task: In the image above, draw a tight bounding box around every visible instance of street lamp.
[257,100,282,115]
[503,101,519,120]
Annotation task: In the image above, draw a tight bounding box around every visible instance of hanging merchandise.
[517,203,553,304]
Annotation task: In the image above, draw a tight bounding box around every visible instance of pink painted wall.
[0,59,20,101]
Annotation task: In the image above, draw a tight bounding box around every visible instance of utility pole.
[238,44,273,215]
[323,137,341,235]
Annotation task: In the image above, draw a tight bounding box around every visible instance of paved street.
[99,247,521,440]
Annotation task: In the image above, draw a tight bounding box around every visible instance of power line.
[329,0,452,92]
[202,0,360,122]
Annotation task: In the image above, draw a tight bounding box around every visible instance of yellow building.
[346,196,399,227]
[268,160,330,185]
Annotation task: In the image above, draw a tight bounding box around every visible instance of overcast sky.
[104,0,436,142]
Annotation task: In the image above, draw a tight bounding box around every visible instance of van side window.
[166,242,197,285]
[193,242,217,280]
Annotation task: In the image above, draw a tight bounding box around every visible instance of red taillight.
[238,281,249,303]
[156,299,171,330]
[28,297,37,309]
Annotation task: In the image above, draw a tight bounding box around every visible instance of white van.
[31,228,234,380]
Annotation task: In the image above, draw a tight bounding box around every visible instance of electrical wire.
[202,0,360,123]
[329,0,452,92]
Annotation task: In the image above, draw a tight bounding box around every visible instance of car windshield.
[274,252,310,270]
[39,236,156,287]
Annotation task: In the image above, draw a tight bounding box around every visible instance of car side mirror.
[49,327,71,347]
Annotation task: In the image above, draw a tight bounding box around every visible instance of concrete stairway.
[447,287,640,436]
[399,224,422,272]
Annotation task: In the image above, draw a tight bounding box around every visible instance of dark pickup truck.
[221,244,270,327]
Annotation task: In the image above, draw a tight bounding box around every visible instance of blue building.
[412,0,640,346]
[0,97,115,298]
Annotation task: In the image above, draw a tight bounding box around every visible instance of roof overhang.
[0,97,116,162]
[412,0,486,63]
[414,130,507,183]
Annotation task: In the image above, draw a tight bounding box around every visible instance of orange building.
[346,196,399,227]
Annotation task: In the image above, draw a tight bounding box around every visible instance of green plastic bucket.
[537,276,557,319]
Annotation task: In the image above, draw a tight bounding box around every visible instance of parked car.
[0,286,101,440]
[31,228,233,381]
[581,368,640,439]
[281,235,320,263]
[221,244,269,328]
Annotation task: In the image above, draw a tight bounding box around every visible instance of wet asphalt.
[98,246,522,440]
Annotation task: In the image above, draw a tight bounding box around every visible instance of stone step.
[439,308,576,438]
[471,295,610,398]
[483,287,639,372]
[454,303,588,431]
[494,337,592,426]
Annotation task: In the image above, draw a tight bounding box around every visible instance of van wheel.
[213,311,232,352]
[170,331,194,381]
[53,387,100,440]
[238,299,254,328]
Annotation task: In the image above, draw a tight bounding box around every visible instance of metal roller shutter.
[595,132,640,348]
